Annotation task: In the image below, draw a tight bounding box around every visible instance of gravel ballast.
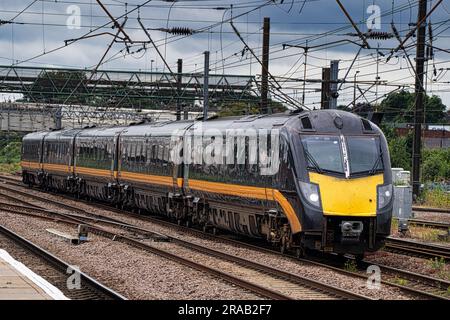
[0,211,260,300]
[0,177,433,299]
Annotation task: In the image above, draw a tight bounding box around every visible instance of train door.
[39,132,50,171]
[171,134,184,193]
[113,129,127,182]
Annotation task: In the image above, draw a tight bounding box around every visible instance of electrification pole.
[261,17,270,114]
[353,71,359,109]
[321,67,331,109]
[203,51,210,120]
[412,0,427,198]
[329,60,339,109]
[176,59,183,121]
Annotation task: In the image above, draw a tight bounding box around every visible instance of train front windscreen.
[301,135,383,178]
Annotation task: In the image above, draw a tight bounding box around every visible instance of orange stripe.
[188,179,301,233]
[119,171,173,187]
[21,161,302,233]
[21,161,40,169]
[76,166,112,177]
[42,163,70,173]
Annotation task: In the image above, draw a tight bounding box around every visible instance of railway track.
[0,176,449,300]
[0,197,368,300]
[0,224,126,300]
[413,206,450,214]
[384,237,450,262]
[406,218,450,230]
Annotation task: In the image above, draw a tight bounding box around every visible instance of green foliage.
[20,70,89,104]
[380,123,448,182]
[0,141,21,164]
[344,260,357,272]
[428,257,446,271]
[0,133,22,173]
[217,101,287,117]
[422,148,450,182]
[380,90,447,124]
[388,135,412,171]
[418,188,450,209]
[393,277,408,286]
[380,123,413,171]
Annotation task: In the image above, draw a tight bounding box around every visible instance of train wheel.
[295,247,305,259]
[355,254,365,267]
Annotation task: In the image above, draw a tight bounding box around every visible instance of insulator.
[365,31,393,40]
[391,23,402,42]
[168,27,194,36]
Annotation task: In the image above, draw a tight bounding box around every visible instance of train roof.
[120,120,194,137]
[22,131,49,142]
[22,110,381,140]
[285,109,382,135]
[77,126,128,138]
[44,128,84,141]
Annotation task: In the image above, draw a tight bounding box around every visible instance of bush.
[419,188,450,208]
[388,135,411,171]
[0,141,21,164]
[0,134,22,174]
[422,149,450,182]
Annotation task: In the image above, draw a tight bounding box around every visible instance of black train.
[22,110,393,257]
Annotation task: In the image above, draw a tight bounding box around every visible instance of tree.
[379,90,447,124]
[422,148,450,181]
[217,101,287,117]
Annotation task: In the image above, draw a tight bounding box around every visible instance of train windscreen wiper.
[304,149,323,174]
[368,151,383,175]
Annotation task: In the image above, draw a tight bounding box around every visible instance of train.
[21,109,393,258]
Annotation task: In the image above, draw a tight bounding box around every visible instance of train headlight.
[377,184,393,209]
[299,181,321,208]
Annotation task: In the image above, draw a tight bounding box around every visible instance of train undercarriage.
[22,170,382,259]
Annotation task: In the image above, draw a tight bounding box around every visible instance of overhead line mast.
[412,0,428,199]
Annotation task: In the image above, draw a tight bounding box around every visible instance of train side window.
[145,143,151,165]
[152,145,157,162]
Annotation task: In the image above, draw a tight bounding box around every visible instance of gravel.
[0,211,259,300]
[365,250,450,282]
[0,175,424,299]
[413,211,450,224]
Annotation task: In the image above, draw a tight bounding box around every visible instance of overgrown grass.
[0,163,21,174]
[344,260,357,272]
[418,188,450,209]
[428,257,450,280]
[428,257,446,271]
[391,219,399,233]
[0,134,22,174]
[393,277,408,286]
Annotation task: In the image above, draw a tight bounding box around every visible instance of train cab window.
[346,136,383,175]
[301,135,344,175]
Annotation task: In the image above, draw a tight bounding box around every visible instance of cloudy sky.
[0,0,449,116]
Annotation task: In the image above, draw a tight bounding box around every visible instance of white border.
[0,249,69,300]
